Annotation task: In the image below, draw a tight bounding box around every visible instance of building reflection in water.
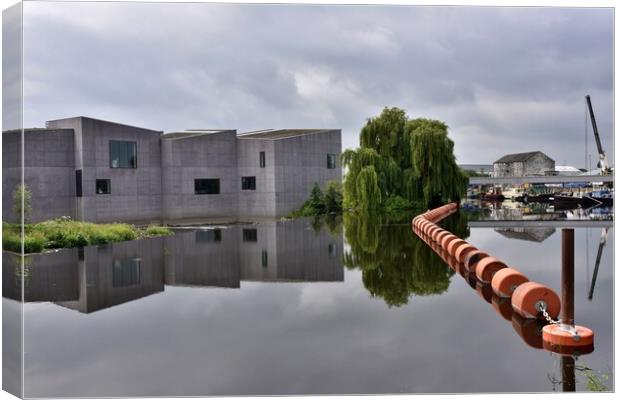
[2,218,344,313]
[494,227,556,242]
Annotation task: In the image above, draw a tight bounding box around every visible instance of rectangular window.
[259,151,266,168]
[96,179,111,194]
[328,243,337,258]
[196,229,222,243]
[75,169,82,197]
[109,140,137,168]
[112,258,141,288]
[261,250,268,267]
[242,228,258,242]
[195,179,220,195]
[327,154,337,169]
[241,176,256,190]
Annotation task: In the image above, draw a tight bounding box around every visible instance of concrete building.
[493,151,555,178]
[2,117,341,224]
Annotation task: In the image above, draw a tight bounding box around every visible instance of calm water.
[3,209,614,396]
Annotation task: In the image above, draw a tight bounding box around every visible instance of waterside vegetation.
[3,218,173,254]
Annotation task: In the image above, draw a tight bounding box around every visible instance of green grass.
[2,219,173,254]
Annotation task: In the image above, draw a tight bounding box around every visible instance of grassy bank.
[2,218,173,254]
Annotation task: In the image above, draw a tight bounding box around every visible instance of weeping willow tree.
[343,107,466,211]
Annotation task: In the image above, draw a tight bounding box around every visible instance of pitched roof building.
[493,151,555,178]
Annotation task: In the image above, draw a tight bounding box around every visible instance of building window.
[243,228,257,242]
[196,229,222,243]
[75,169,83,197]
[327,154,337,169]
[261,250,268,267]
[110,140,137,168]
[241,176,256,190]
[328,243,337,258]
[96,179,111,194]
[112,258,141,288]
[259,151,266,168]
[195,179,220,195]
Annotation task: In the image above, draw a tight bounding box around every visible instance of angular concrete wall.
[47,117,163,224]
[162,131,238,222]
[274,130,341,216]
[236,138,277,218]
[3,129,75,223]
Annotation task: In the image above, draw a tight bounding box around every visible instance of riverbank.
[2,218,173,254]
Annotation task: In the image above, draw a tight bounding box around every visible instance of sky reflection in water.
[4,211,613,396]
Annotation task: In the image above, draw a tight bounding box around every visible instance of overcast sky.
[17,2,613,166]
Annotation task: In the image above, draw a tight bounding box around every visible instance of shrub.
[144,225,173,236]
[23,233,45,254]
[2,231,22,253]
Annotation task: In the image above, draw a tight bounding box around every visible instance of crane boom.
[585,95,610,173]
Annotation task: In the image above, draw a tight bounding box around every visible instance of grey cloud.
[19,3,613,166]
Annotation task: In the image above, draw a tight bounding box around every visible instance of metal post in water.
[562,355,576,392]
[561,228,575,327]
[561,228,576,392]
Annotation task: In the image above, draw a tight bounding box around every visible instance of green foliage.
[343,211,469,307]
[356,166,382,213]
[144,225,173,236]
[13,184,32,223]
[290,180,343,217]
[2,218,173,253]
[576,364,610,392]
[343,107,466,211]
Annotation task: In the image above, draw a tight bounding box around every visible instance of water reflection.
[463,200,614,222]
[495,227,556,242]
[3,219,344,313]
[342,211,470,307]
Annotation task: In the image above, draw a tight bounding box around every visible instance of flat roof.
[237,129,336,140]
[161,129,236,140]
[45,116,162,133]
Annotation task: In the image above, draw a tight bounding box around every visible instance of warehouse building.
[492,151,555,178]
[2,116,341,224]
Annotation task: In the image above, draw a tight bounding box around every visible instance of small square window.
[96,179,111,194]
[327,154,337,169]
[243,228,258,242]
[241,176,256,190]
[195,179,220,195]
[328,243,337,258]
[259,151,266,168]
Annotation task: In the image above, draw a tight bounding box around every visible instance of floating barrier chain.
[541,306,559,325]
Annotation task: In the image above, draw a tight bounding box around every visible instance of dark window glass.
[110,140,137,168]
[328,243,337,258]
[196,229,222,243]
[96,179,111,194]
[75,169,82,197]
[112,258,141,288]
[327,154,337,169]
[261,250,268,267]
[242,228,258,242]
[259,151,266,168]
[195,179,220,194]
[241,176,256,190]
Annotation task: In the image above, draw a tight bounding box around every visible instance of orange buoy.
[429,226,441,240]
[454,243,477,263]
[435,231,451,244]
[511,282,561,320]
[440,234,459,251]
[431,228,445,242]
[475,257,508,283]
[446,239,467,257]
[491,268,528,298]
[475,282,493,304]
[542,325,594,355]
[491,295,513,321]
[511,314,544,349]
[463,250,490,274]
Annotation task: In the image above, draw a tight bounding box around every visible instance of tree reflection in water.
[342,211,470,307]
